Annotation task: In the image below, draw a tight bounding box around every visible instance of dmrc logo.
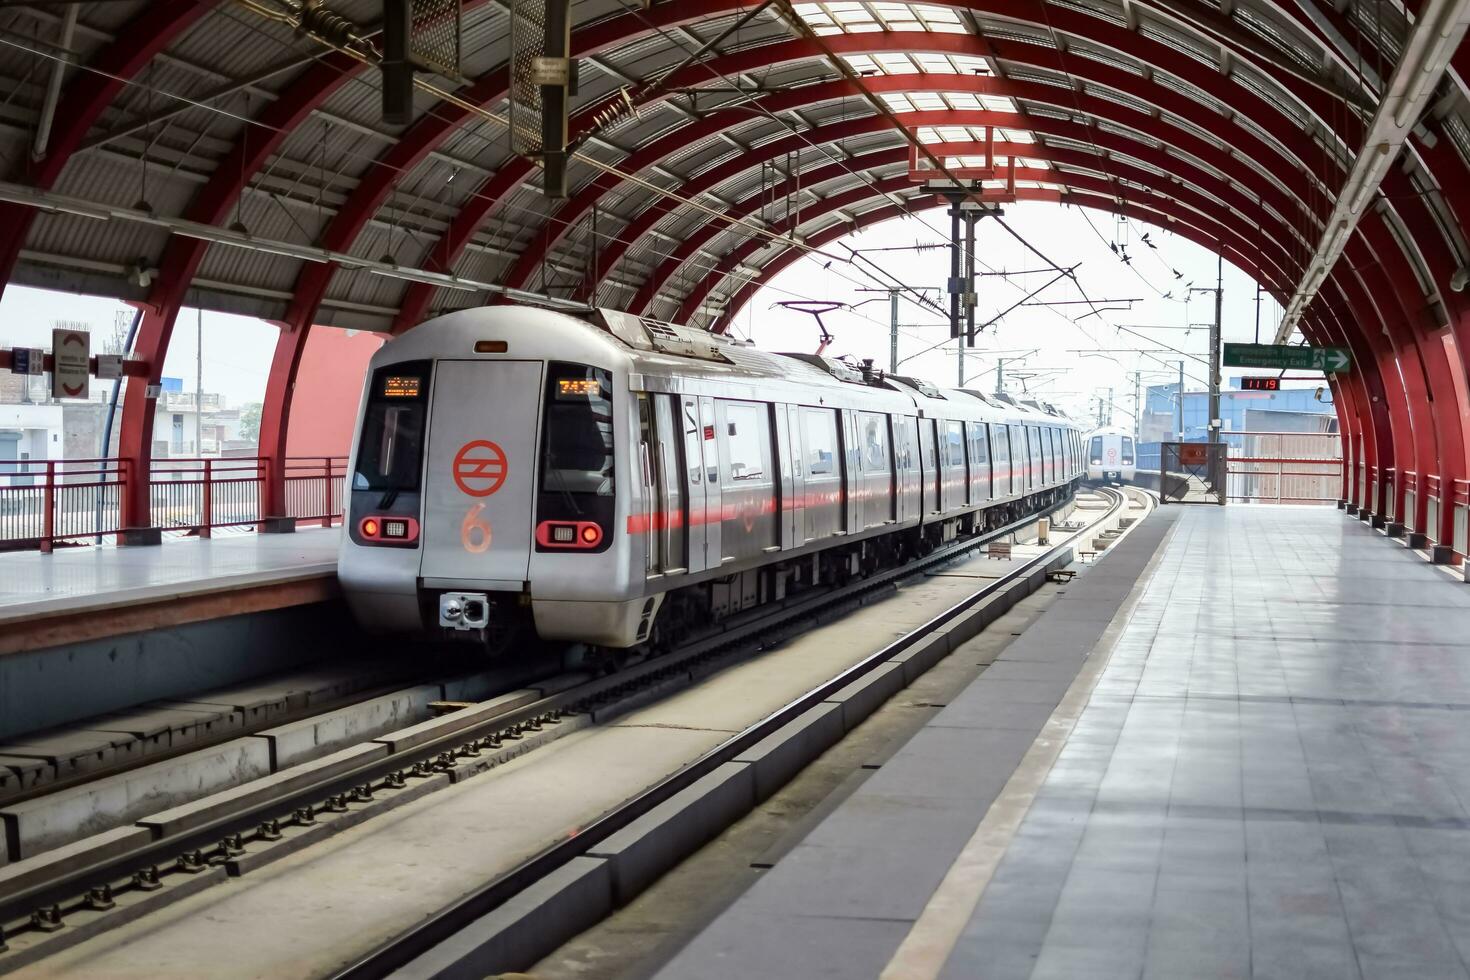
[452,440,508,497]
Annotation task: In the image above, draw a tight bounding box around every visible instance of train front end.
[338,307,647,651]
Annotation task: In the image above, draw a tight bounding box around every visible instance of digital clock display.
[1240,376,1281,391]
[556,378,602,399]
[382,375,422,398]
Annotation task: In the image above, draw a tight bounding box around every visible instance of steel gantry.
[1,0,1470,554]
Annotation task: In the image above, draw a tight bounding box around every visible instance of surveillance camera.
[1452,267,1469,293]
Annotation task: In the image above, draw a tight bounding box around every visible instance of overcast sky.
[0,202,1306,423]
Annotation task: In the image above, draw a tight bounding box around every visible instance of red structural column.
[1356,213,1466,547]
[1339,234,1435,531]
[1384,176,1470,553]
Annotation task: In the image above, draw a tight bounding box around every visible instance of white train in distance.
[1085,426,1137,484]
[338,305,1089,654]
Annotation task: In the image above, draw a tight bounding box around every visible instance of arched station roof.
[1,0,1470,544]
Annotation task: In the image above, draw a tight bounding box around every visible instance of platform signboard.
[50,328,90,399]
[1223,343,1349,373]
[10,348,43,375]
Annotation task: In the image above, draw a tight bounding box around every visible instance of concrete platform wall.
[0,600,365,739]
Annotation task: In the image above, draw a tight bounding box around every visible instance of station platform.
[657,505,1470,979]
[0,528,341,657]
[0,529,348,739]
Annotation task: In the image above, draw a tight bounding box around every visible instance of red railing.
[0,456,347,552]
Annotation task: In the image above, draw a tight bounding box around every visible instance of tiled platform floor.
[658,506,1470,980]
[0,527,339,622]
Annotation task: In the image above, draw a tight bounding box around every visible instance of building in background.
[1135,378,1337,474]
[149,378,247,458]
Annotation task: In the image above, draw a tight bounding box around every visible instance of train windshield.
[1089,436,1103,462]
[1121,436,1135,464]
[542,363,614,497]
[353,361,430,493]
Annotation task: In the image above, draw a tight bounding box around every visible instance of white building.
[0,402,64,473]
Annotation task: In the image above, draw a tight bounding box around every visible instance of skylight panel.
[875,53,919,72]
[914,53,956,72]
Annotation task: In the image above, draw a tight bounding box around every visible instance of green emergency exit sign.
[1222,343,1350,373]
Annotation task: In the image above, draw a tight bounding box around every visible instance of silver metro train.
[338,306,1087,652]
[1085,426,1137,484]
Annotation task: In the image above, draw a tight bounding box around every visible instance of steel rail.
[331,487,1135,979]
[0,485,1088,941]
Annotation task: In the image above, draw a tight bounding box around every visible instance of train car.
[339,306,1086,653]
[1085,426,1136,484]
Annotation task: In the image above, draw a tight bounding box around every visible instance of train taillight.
[358,515,419,546]
[536,520,603,549]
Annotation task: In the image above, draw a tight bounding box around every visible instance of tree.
[239,402,263,445]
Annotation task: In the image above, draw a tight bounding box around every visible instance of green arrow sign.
[1222,343,1350,373]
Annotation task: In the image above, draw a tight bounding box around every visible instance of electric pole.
[196,306,204,456]
[1107,387,1114,427]
[889,288,899,374]
[1190,257,1223,444]
[1133,370,1142,441]
[1177,360,1185,440]
[1210,254,1223,443]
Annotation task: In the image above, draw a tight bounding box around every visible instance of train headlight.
[536,520,605,550]
[358,515,419,546]
[1090,459,1101,465]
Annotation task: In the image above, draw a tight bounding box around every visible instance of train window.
[859,413,890,473]
[723,401,768,482]
[682,398,702,485]
[968,422,989,468]
[1122,435,1135,464]
[802,408,839,476]
[990,425,1008,465]
[541,363,614,496]
[945,421,965,468]
[353,360,429,493]
[1089,436,1103,462]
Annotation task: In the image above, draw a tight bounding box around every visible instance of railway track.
[0,487,1144,972]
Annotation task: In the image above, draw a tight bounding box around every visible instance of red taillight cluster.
[359,515,419,545]
[536,520,604,549]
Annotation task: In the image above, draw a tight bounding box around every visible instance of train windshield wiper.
[545,448,584,516]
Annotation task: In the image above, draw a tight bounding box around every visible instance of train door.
[895,416,919,523]
[420,359,542,587]
[680,395,709,573]
[989,425,1008,499]
[919,418,938,515]
[1009,425,1025,494]
[637,395,660,574]
[775,403,798,550]
[653,395,687,572]
[941,419,965,512]
[841,410,860,532]
[968,422,991,501]
[700,397,722,564]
